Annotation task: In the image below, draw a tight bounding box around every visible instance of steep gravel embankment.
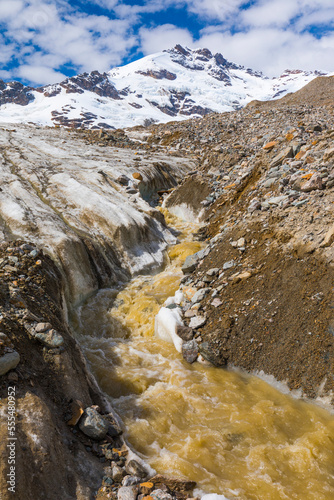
[148,76,334,402]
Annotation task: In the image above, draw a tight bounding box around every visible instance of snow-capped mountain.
[0,45,329,129]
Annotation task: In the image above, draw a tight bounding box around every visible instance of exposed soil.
[196,220,334,398]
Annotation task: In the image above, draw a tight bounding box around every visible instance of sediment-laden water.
[74,211,334,500]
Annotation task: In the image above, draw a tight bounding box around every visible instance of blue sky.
[0,0,333,85]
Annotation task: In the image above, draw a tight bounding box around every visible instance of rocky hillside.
[0,45,328,130]
[144,76,334,400]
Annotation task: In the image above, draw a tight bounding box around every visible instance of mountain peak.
[0,47,330,129]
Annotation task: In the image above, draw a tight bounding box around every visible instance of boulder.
[118,486,138,500]
[125,459,147,479]
[34,329,64,348]
[176,325,193,341]
[199,342,227,367]
[78,407,109,440]
[191,288,210,304]
[0,351,20,376]
[182,254,198,274]
[300,173,323,192]
[270,147,294,167]
[182,340,199,363]
[189,315,207,329]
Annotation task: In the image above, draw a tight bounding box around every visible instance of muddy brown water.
[74,211,334,500]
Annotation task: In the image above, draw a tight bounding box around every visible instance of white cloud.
[198,27,334,76]
[0,0,24,19]
[16,64,66,84]
[186,0,245,21]
[140,24,194,54]
[0,69,12,80]
[0,0,334,85]
[240,0,299,28]
[0,0,138,83]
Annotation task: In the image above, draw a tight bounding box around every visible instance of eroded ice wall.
[0,124,195,306]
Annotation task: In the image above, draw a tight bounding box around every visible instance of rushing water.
[74,210,334,500]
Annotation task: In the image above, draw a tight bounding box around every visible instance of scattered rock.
[300,173,323,192]
[182,340,199,363]
[118,486,139,500]
[176,325,193,341]
[191,288,210,304]
[117,174,130,186]
[199,342,227,367]
[125,460,147,479]
[270,147,294,167]
[206,268,220,276]
[67,400,84,426]
[189,315,207,329]
[34,329,64,348]
[211,298,223,307]
[132,172,143,181]
[139,482,154,495]
[112,465,125,483]
[151,490,173,500]
[223,260,235,270]
[35,322,52,333]
[78,407,109,440]
[182,254,198,274]
[0,351,20,376]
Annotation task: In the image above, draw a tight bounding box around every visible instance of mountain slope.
[0,45,329,129]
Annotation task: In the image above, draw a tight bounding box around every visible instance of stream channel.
[74,210,334,500]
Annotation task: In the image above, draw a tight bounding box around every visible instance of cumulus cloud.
[0,0,137,84]
[140,24,194,54]
[16,65,66,85]
[198,27,334,76]
[0,0,334,84]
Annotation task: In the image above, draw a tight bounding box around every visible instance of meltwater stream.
[74,211,334,500]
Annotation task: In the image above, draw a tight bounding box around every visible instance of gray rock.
[223,260,235,270]
[300,173,323,192]
[206,268,220,276]
[182,254,198,274]
[29,249,39,258]
[112,465,124,483]
[117,174,130,186]
[199,342,227,367]
[202,275,212,283]
[151,489,173,500]
[102,476,114,487]
[291,142,302,156]
[125,459,147,479]
[248,199,261,212]
[176,325,193,341]
[34,329,64,348]
[118,486,138,500]
[292,198,309,207]
[79,407,109,440]
[35,322,52,333]
[263,178,277,189]
[268,195,288,206]
[182,340,198,363]
[122,476,142,486]
[0,351,20,376]
[191,288,210,304]
[195,247,210,259]
[270,147,294,168]
[189,315,207,329]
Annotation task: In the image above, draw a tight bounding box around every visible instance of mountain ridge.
[0,45,330,129]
